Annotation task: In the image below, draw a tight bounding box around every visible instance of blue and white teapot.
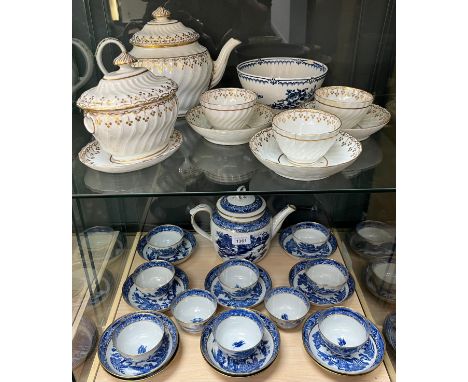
[190,187,296,262]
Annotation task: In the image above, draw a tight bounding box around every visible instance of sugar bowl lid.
[217,186,266,219]
[130,6,200,48]
[76,38,177,112]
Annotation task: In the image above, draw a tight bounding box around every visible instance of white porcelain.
[317,307,370,357]
[112,314,166,362]
[218,259,260,299]
[186,104,273,145]
[145,225,184,258]
[314,86,373,129]
[264,287,310,329]
[200,88,257,130]
[213,309,264,359]
[304,101,390,141]
[272,109,341,164]
[132,260,175,296]
[170,289,217,333]
[249,129,362,181]
[292,222,330,253]
[237,57,328,109]
[129,7,241,116]
[305,261,349,293]
[78,130,183,174]
[77,38,178,163]
[190,186,295,262]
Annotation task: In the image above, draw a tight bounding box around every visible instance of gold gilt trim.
[110,143,170,164]
[272,125,338,141]
[102,70,147,81]
[315,98,370,110]
[79,93,176,113]
[132,39,196,48]
[201,104,255,112]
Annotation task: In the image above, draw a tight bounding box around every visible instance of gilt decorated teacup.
[272,109,341,165]
[200,88,257,130]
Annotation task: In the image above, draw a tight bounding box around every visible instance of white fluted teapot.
[190,187,296,262]
[129,6,241,116]
[76,38,179,163]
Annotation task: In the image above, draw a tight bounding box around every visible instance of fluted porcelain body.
[83,95,178,162]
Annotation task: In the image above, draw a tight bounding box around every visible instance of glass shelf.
[73,118,395,199]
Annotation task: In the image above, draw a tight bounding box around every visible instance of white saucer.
[122,267,189,311]
[79,130,183,174]
[304,101,391,141]
[204,264,272,308]
[249,128,362,181]
[186,104,273,145]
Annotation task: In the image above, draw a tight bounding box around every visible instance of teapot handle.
[95,37,127,75]
[72,38,94,93]
[189,204,213,242]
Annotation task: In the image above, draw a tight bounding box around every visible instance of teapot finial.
[113,51,137,67]
[152,6,171,20]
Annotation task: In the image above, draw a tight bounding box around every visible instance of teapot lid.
[217,186,266,219]
[77,38,177,111]
[130,7,200,48]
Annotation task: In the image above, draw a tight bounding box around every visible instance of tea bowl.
[317,306,370,357]
[132,260,175,296]
[355,220,395,246]
[264,287,310,329]
[218,259,260,299]
[369,260,396,292]
[237,57,328,109]
[292,222,331,253]
[112,312,166,362]
[144,225,184,259]
[212,309,264,359]
[272,109,341,165]
[314,86,373,129]
[170,289,217,333]
[305,258,349,294]
[199,88,257,130]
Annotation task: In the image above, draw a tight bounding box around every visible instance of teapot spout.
[271,205,296,237]
[210,38,241,88]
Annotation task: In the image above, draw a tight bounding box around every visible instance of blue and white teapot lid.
[216,186,266,219]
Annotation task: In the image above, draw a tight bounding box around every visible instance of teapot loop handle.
[95,37,126,75]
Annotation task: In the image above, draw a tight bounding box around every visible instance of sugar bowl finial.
[152,6,171,20]
[113,51,137,67]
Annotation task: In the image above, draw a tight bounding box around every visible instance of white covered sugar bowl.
[129,6,241,116]
[190,187,296,262]
[77,38,178,163]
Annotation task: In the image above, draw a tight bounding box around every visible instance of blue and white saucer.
[98,312,179,379]
[302,309,385,375]
[289,260,355,306]
[137,229,197,264]
[200,311,280,377]
[204,264,272,308]
[279,226,337,260]
[123,267,189,311]
[383,313,396,351]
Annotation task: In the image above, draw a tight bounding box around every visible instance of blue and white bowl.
[383,313,396,351]
[264,287,310,329]
[139,225,184,260]
[98,312,179,379]
[317,307,370,357]
[292,222,331,253]
[201,310,280,377]
[112,312,166,362]
[237,57,328,110]
[132,260,175,297]
[302,309,385,375]
[305,258,349,295]
[212,309,264,359]
[217,259,260,300]
[170,289,217,333]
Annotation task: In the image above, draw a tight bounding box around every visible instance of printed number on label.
[232,236,251,245]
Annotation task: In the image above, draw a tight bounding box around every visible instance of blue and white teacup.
[145,225,185,260]
[212,309,264,359]
[132,260,175,297]
[112,312,166,362]
[292,222,331,253]
[170,289,217,333]
[218,259,260,300]
[317,307,370,357]
[264,286,310,329]
[305,258,349,294]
